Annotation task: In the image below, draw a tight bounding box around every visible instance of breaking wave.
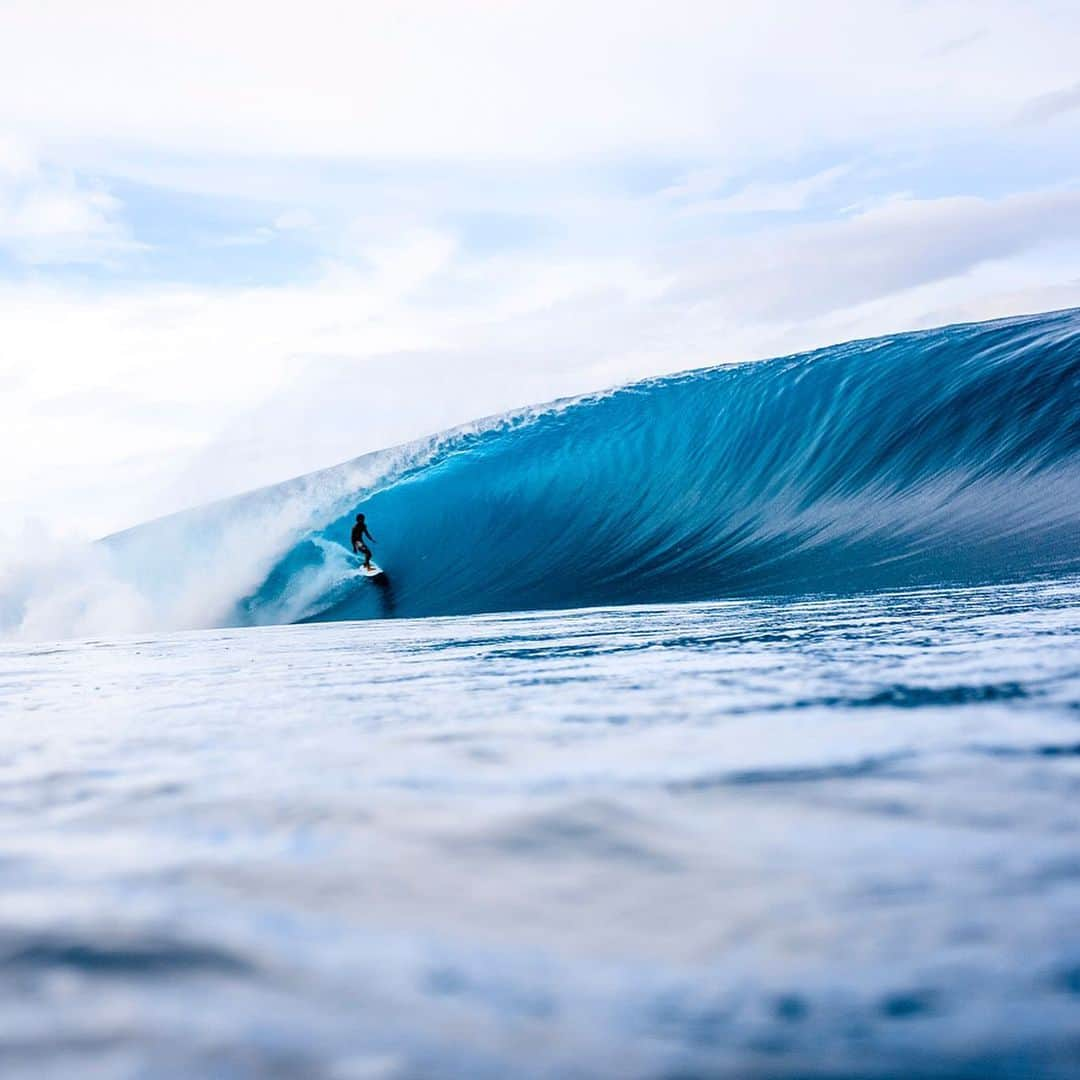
[5,308,1080,637]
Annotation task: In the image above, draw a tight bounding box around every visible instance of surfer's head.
[356,513,364,523]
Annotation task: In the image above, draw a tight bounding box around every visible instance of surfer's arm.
[364,528,376,543]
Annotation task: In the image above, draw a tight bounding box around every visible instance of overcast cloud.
[1,0,1079,544]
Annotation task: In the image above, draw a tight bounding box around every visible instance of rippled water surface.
[2,578,1080,1078]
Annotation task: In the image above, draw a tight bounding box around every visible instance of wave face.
[25,306,1078,637]
[229,308,1080,626]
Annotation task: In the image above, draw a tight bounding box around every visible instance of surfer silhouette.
[351,513,376,570]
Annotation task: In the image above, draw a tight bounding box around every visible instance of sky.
[2,0,1080,544]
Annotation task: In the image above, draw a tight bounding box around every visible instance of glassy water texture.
[1,577,1079,1077]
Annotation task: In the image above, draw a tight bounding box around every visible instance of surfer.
[351,513,377,570]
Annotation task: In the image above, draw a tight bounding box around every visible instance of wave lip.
[6,307,1080,639]
[249,307,1080,626]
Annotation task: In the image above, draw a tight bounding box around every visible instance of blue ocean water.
[1,578,1079,1077]
[1,310,1080,1075]
[66,306,1077,640]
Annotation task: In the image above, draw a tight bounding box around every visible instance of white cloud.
[0,134,35,179]
[0,1,1077,165]
[207,208,318,249]
[661,165,851,215]
[0,139,133,264]
[1015,81,1080,125]
[274,208,317,231]
[678,188,1080,321]
[925,30,988,58]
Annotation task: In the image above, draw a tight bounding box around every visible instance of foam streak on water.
[1,577,1079,1077]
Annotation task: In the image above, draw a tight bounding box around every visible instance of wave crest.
[248,308,1080,624]
[4,308,1080,639]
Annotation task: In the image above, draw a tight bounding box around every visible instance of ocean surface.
[2,309,1080,1076]
[4,307,1078,641]
[2,577,1079,1078]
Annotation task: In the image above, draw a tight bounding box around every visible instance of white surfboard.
[358,562,384,578]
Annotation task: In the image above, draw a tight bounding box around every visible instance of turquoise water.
[2,309,1079,1074]
[2,577,1079,1077]
[17,306,1065,644]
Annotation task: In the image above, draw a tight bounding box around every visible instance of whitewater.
[1,309,1079,1077]
[3,307,1080,639]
